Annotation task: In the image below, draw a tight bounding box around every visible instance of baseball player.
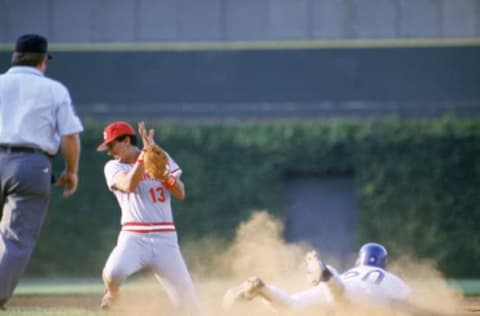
[97,121,198,315]
[223,242,411,313]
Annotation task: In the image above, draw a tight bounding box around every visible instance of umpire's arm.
[55,133,81,197]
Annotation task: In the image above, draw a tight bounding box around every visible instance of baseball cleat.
[222,277,265,309]
[305,250,332,285]
[100,291,117,310]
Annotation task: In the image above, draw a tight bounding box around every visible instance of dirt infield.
[10,295,98,310]
[463,297,480,314]
[7,294,480,315]
[7,214,479,316]
[9,293,174,315]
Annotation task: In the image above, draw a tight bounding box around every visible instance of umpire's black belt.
[0,145,54,159]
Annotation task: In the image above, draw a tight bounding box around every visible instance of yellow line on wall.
[1,38,480,52]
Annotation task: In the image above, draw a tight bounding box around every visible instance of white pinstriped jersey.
[103,152,181,228]
[269,265,411,312]
[339,265,411,304]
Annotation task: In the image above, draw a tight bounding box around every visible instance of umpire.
[0,34,83,310]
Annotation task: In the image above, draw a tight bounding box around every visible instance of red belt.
[122,222,175,233]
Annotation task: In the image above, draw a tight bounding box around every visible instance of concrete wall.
[1,45,478,120]
[1,0,479,43]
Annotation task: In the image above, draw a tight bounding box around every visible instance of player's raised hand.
[138,121,155,148]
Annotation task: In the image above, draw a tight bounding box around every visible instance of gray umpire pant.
[0,151,52,301]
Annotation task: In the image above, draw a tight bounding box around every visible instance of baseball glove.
[143,144,170,179]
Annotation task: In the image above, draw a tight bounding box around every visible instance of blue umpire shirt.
[0,66,84,155]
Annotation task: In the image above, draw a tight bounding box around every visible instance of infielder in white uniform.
[224,242,411,313]
[97,121,198,315]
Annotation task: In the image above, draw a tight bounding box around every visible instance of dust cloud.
[389,257,464,315]
[110,210,465,316]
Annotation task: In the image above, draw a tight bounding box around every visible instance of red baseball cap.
[97,121,136,151]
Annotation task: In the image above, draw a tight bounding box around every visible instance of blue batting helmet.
[356,242,388,269]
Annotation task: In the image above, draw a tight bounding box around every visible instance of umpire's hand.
[55,171,78,197]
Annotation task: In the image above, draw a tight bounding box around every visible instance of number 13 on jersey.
[149,186,166,203]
